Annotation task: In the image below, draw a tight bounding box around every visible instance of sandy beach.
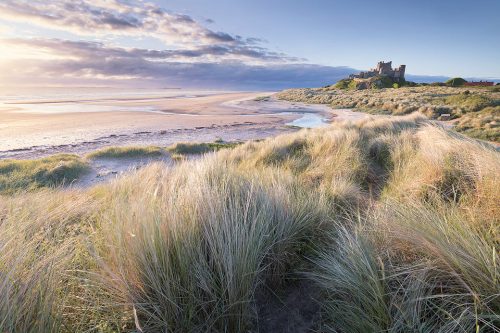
[0,91,369,159]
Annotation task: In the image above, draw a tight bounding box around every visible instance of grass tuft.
[167,141,241,155]
[0,154,89,194]
[86,146,164,159]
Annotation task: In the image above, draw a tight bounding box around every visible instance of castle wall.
[350,61,405,81]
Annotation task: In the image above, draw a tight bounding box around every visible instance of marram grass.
[86,145,164,159]
[0,113,498,332]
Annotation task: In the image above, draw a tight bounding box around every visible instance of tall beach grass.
[1,113,498,332]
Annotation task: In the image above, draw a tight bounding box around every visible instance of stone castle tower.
[350,61,406,82]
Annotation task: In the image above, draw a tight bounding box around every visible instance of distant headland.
[334,60,496,90]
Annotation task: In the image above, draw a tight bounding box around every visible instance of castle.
[349,61,406,82]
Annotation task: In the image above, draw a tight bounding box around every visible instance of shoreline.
[1,92,372,160]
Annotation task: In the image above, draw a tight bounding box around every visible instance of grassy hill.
[1,115,499,332]
[277,85,500,142]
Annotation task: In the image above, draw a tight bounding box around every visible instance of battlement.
[350,61,406,82]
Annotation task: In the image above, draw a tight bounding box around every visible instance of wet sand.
[0,91,370,159]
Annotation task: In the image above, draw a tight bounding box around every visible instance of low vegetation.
[253,95,271,102]
[167,140,241,156]
[454,106,500,141]
[446,77,467,87]
[277,85,500,142]
[86,146,164,159]
[1,115,498,332]
[0,154,89,194]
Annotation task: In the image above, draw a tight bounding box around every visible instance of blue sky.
[162,0,500,77]
[0,0,498,89]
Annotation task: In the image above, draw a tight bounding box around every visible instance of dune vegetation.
[0,154,89,194]
[0,114,499,332]
[166,140,241,156]
[276,85,500,142]
[86,146,165,159]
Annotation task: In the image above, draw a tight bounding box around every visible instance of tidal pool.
[286,113,327,128]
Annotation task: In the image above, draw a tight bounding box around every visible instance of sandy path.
[76,155,172,188]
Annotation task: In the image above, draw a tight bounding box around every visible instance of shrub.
[446,77,467,87]
[334,79,352,89]
[348,79,359,90]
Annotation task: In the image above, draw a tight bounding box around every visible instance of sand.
[0,91,371,159]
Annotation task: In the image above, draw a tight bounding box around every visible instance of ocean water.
[0,87,225,102]
[0,87,224,114]
[0,87,333,156]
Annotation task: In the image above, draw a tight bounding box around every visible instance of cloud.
[0,0,249,47]
[5,38,303,63]
[0,0,342,89]
[0,38,354,89]
[0,0,303,68]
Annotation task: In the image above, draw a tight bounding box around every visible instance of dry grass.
[454,106,500,141]
[96,161,328,331]
[1,114,498,332]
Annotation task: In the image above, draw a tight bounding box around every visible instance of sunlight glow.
[0,39,76,61]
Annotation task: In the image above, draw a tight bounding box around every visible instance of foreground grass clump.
[0,154,89,194]
[312,203,499,333]
[0,190,101,333]
[99,162,327,332]
[0,114,498,332]
[86,145,164,159]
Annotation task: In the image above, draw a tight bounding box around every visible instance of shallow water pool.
[286,113,327,128]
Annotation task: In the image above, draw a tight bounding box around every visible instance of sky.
[0,0,498,90]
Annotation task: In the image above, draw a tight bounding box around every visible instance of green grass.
[0,154,89,194]
[334,78,352,89]
[1,115,498,332]
[86,146,164,159]
[167,141,241,155]
[445,77,467,87]
[445,93,497,112]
